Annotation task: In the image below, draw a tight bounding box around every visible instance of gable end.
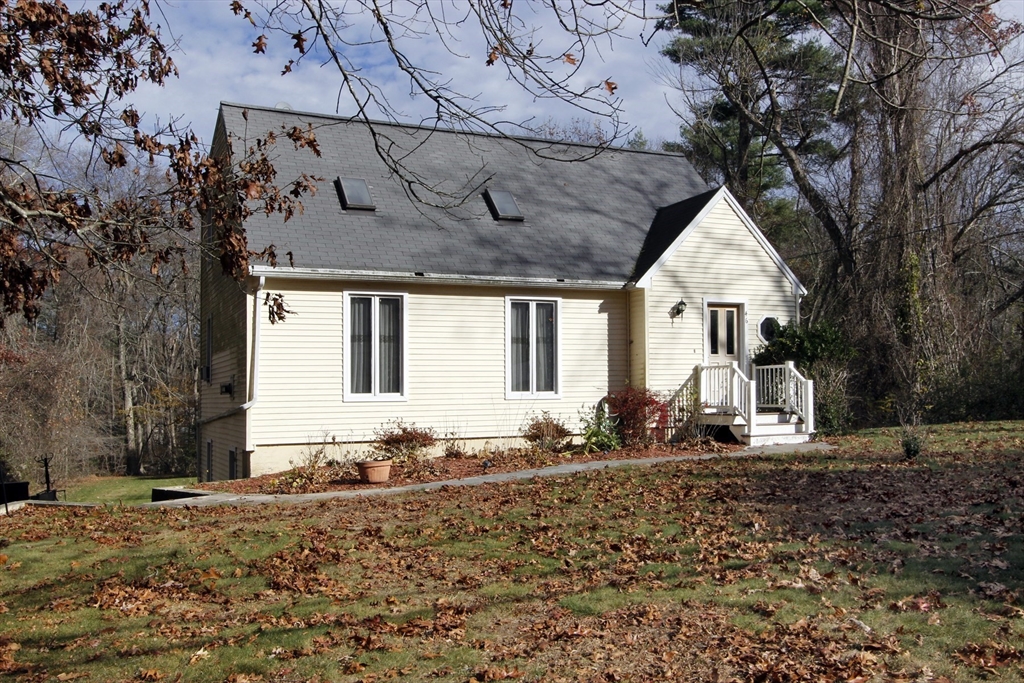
[631,187,806,297]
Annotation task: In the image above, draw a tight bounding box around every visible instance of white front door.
[708,305,741,364]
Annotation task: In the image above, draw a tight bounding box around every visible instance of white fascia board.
[248,265,626,290]
[633,187,728,289]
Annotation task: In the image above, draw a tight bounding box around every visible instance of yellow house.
[199,103,813,481]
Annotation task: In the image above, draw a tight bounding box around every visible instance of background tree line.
[2,0,1021,486]
[658,0,1024,431]
[0,124,200,484]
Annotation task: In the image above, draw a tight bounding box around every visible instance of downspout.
[241,276,265,452]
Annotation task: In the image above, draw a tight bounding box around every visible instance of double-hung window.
[507,297,560,398]
[344,292,407,400]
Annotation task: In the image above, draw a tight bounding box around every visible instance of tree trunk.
[116,316,138,474]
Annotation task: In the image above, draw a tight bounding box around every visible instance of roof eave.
[249,265,627,290]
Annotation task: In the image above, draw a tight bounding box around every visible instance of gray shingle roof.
[217,102,710,284]
[632,188,720,283]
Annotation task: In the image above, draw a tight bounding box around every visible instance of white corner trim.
[241,275,265,452]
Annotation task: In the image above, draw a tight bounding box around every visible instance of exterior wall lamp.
[668,299,687,319]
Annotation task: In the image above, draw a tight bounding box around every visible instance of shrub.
[606,386,663,447]
[753,321,855,435]
[267,433,343,494]
[440,429,468,459]
[521,411,572,452]
[900,425,924,459]
[370,420,436,463]
[670,381,718,447]
[579,403,620,453]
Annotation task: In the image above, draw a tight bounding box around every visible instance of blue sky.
[124,0,1024,151]
[127,1,685,148]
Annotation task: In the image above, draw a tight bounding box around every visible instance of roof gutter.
[249,265,626,290]
[241,276,265,452]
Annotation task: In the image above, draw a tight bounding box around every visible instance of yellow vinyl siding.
[646,201,797,393]
[628,288,647,387]
[250,280,627,458]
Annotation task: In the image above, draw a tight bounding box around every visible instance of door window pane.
[726,309,735,356]
[709,309,719,355]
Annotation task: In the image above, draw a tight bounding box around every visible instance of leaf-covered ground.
[195,442,736,496]
[2,423,1024,682]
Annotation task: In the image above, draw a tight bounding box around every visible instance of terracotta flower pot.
[357,459,392,484]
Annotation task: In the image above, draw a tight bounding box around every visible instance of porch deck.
[667,362,814,446]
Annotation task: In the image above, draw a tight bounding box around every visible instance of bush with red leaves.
[606,387,664,447]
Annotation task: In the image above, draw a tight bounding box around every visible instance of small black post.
[41,455,52,492]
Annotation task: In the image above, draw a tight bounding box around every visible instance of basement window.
[335,177,375,210]
[484,189,524,221]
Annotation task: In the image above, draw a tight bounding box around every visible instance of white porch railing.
[666,363,754,439]
[665,361,815,441]
[700,362,752,424]
[753,361,815,431]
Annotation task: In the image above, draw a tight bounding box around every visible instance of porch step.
[731,411,812,446]
[751,422,808,436]
[756,411,799,425]
[743,432,813,447]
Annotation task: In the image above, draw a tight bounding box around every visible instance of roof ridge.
[218,101,686,158]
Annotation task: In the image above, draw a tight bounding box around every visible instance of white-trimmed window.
[506,297,561,399]
[758,315,781,344]
[344,292,407,401]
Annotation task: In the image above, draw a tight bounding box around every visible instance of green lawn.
[64,475,196,505]
[1,421,1023,681]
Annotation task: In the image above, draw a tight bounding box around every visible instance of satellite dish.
[275,101,293,110]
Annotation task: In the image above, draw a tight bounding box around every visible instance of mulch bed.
[197,442,742,496]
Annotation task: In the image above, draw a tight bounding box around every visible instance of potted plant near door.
[357,420,437,484]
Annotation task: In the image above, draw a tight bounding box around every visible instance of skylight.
[484,189,524,221]
[336,177,375,210]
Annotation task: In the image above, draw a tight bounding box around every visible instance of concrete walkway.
[145,442,832,509]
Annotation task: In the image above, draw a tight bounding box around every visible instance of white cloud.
[124,1,684,147]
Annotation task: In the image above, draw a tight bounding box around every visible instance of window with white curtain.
[507,297,560,398]
[344,292,407,400]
